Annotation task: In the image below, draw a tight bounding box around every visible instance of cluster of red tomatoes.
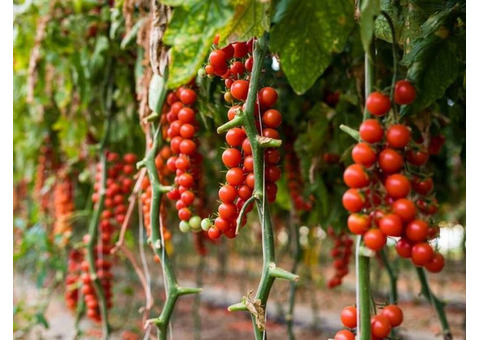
[327,228,353,288]
[334,304,403,339]
[64,249,83,311]
[80,151,136,321]
[53,171,74,246]
[342,80,444,273]
[199,37,282,240]
[163,87,205,233]
[284,139,314,211]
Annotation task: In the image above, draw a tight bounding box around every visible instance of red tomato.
[352,142,377,167]
[342,189,365,212]
[385,174,411,198]
[386,124,411,148]
[343,164,370,188]
[231,80,249,100]
[378,148,404,173]
[411,242,434,266]
[363,229,387,251]
[359,119,384,143]
[392,198,416,222]
[366,92,391,116]
[425,253,445,273]
[340,306,357,328]
[394,80,416,105]
[370,314,392,338]
[381,305,404,327]
[405,219,429,242]
[347,213,371,235]
[258,87,278,108]
[379,214,403,237]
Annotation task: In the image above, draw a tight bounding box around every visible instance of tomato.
[370,314,392,338]
[381,304,403,327]
[218,203,238,220]
[226,128,246,147]
[231,80,250,100]
[123,153,137,164]
[347,213,371,235]
[405,219,429,242]
[222,148,242,168]
[178,173,194,188]
[219,185,237,203]
[222,44,234,59]
[334,329,355,339]
[265,149,280,164]
[366,92,391,116]
[179,139,197,155]
[178,207,192,221]
[242,138,252,155]
[237,185,253,200]
[406,148,429,166]
[343,164,370,188]
[412,176,433,196]
[342,189,365,212]
[226,167,245,186]
[364,229,387,251]
[394,80,416,105]
[265,166,282,182]
[244,155,254,171]
[178,107,195,123]
[180,123,196,139]
[214,217,231,232]
[245,56,254,72]
[245,172,255,188]
[359,119,384,143]
[175,156,191,171]
[411,242,434,266]
[262,109,282,128]
[230,61,245,77]
[262,128,280,140]
[181,191,195,206]
[378,148,404,173]
[379,214,403,237]
[428,135,445,155]
[179,88,197,106]
[425,253,445,273]
[352,142,377,167]
[209,50,226,68]
[233,42,248,58]
[208,227,222,240]
[392,198,416,222]
[386,124,411,148]
[340,306,357,328]
[385,174,411,198]
[258,87,278,108]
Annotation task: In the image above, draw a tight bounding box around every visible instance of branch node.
[144,112,159,122]
[158,185,173,193]
[228,302,249,312]
[269,264,299,282]
[339,124,360,141]
[136,160,146,169]
[177,287,202,296]
[256,136,282,148]
[217,115,244,134]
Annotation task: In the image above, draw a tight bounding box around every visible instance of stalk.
[222,33,297,339]
[415,267,452,340]
[380,248,398,304]
[140,70,201,340]
[286,214,301,340]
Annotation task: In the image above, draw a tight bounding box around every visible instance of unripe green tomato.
[179,221,191,233]
[189,216,202,231]
[201,218,212,231]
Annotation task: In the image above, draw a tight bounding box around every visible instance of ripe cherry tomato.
[222,148,242,168]
[347,213,371,235]
[179,88,197,106]
[412,176,433,195]
[340,306,357,328]
[266,166,281,182]
[359,119,384,143]
[178,207,192,221]
[352,142,377,167]
[178,107,195,123]
[411,242,434,266]
[226,167,245,186]
[379,213,403,237]
[378,148,404,173]
[381,304,404,327]
[343,164,370,188]
[231,80,249,100]
[262,109,282,128]
[265,149,280,164]
[208,227,222,240]
[258,87,278,108]
[406,148,429,166]
[209,50,226,68]
[218,203,237,220]
[386,124,411,148]
[230,61,245,77]
[366,92,391,116]
[425,253,445,273]
[370,314,392,338]
[363,229,387,251]
[233,42,248,58]
[334,330,355,340]
[219,185,237,203]
[392,198,416,222]
[385,174,411,198]
[394,80,416,105]
[405,219,429,242]
[342,189,365,212]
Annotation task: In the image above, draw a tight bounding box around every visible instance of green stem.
[143,70,201,340]
[224,33,297,339]
[380,10,399,117]
[287,217,301,340]
[415,267,452,340]
[357,242,371,340]
[380,248,398,304]
[85,64,115,339]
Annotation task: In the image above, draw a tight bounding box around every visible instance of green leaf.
[359,0,380,52]
[219,0,270,45]
[270,0,354,94]
[163,0,234,88]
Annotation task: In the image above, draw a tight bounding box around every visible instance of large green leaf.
[219,0,270,45]
[270,0,354,94]
[359,0,380,52]
[163,0,234,88]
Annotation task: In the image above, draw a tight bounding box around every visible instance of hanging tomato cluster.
[335,304,404,339]
[81,151,136,322]
[53,170,74,246]
[199,37,283,240]
[342,80,444,273]
[284,137,314,211]
[64,249,84,311]
[327,227,353,288]
[163,87,205,233]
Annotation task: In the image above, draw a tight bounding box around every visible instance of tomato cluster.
[64,249,84,311]
[82,151,136,322]
[163,87,205,233]
[200,38,282,240]
[53,171,74,246]
[284,139,314,211]
[335,304,404,339]
[327,228,353,288]
[342,80,444,273]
